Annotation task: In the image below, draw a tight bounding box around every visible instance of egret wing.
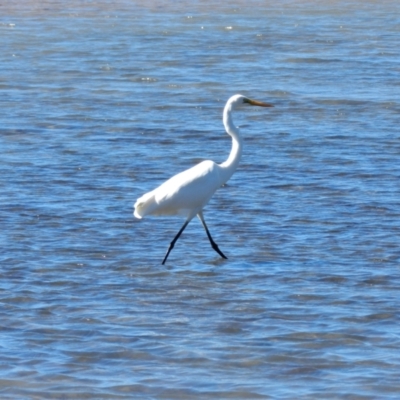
[152,160,222,217]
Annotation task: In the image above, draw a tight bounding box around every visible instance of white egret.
[134,94,273,264]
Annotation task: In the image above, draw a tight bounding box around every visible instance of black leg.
[162,220,190,265]
[197,212,228,260]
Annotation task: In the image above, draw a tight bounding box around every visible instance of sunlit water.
[1,0,400,398]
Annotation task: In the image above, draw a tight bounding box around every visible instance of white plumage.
[134,94,273,264]
[134,160,220,219]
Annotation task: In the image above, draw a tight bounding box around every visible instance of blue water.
[1,0,400,398]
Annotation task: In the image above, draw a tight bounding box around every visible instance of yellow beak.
[248,98,274,107]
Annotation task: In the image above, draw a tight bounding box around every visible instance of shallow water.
[1,0,400,398]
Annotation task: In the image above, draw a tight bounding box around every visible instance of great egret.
[134,94,273,264]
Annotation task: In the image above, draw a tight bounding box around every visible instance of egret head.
[229,94,274,110]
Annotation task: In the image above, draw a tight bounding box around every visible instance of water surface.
[1,0,400,398]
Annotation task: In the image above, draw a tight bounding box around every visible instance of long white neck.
[219,101,243,184]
